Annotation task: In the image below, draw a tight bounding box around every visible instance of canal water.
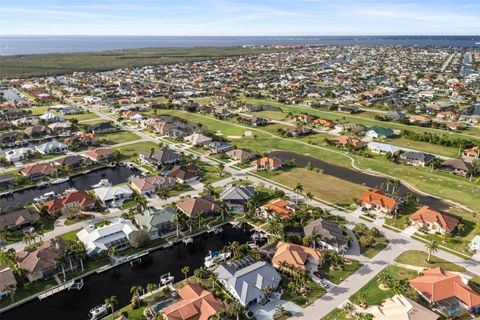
[269,151,450,210]
[0,166,141,211]
[2,224,255,320]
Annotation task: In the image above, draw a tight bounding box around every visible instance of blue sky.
[1,0,479,36]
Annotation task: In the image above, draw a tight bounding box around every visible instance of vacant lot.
[395,250,466,272]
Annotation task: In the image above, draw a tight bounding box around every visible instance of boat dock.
[97,251,150,274]
[38,279,83,300]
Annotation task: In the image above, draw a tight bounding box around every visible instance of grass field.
[319,259,363,284]
[394,250,466,272]
[384,137,459,158]
[360,235,389,258]
[351,265,419,306]
[64,112,99,121]
[0,47,279,78]
[260,168,368,207]
[113,141,158,159]
[100,131,142,144]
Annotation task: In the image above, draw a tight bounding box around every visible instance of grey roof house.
[220,185,256,214]
[134,207,176,239]
[400,151,436,166]
[139,149,180,167]
[303,218,348,253]
[214,257,281,306]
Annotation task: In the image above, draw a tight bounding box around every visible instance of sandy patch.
[215,130,223,136]
[227,135,242,139]
[244,130,252,137]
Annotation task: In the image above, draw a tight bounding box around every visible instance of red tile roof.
[264,198,295,218]
[357,189,398,211]
[43,190,94,212]
[409,268,480,308]
[410,206,459,232]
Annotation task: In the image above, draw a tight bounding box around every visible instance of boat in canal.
[36,181,50,188]
[88,304,108,320]
[50,177,70,185]
[160,273,174,286]
[33,191,56,203]
[204,250,231,268]
[91,179,111,188]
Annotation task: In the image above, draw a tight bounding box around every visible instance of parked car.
[313,271,323,279]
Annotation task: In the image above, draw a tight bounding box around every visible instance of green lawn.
[322,308,350,320]
[59,228,82,241]
[351,265,419,306]
[100,131,142,144]
[319,259,362,285]
[359,235,389,259]
[384,203,421,230]
[113,141,158,159]
[65,112,99,121]
[0,279,57,309]
[384,137,459,158]
[280,277,326,307]
[199,162,232,184]
[29,106,49,115]
[394,250,466,272]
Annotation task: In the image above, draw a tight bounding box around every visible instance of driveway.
[402,225,418,237]
[249,295,303,320]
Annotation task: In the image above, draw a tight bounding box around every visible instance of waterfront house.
[440,159,472,176]
[303,218,348,253]
[35,139,68,155]
[357,189,399,214]
[219,185,256,214]
[365,126,394,139]
[251,157,283,171]
[366,294,439,320]
[94,185,133,208]
[0,208,40,231]
[5,147,34,163]
[134,207,176,239]
[159,283,225,320]
[400,151,436,166]
[167,165,201,184]
[0,266,17,298]
[272,241,322,272]
[205,141,233,155]
[48,121,72,133]
[84,148,115,163]
[88,122,117,134]
[409,268,480,317]
[19,163,55,179]
[409,206,459,234]
[176,195,219,217]
[0,131,25,143]
[214,257,281,306]
[138,149,180,167]
[129,175,176,196]
[15,239,66,282]
[65,133,99,146]
[462,146,479,162]
[54,155,91,170]
[23,125,52,137]
[76,218,138,256]
[183,133,212,146]
[367,142,401,155]
[42,190,95,214]
[262,198,296,219]
[226,148,257,163]
[331,135,367,149]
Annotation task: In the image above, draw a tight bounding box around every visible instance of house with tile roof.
[183,133,212,146]
[272,241,322,272]
[134,207,176,239]
[159,283,224,320]
[130,175,176,196]
[0,208,40,230]
[357,189,399,214]
[15,239,66,282]
[19,163,55,179]
[0,266,17,298]
[42,189,95,214]
[366,294,439,320]
[214,258,281,306]
[219,185,256,214]
[400,151,436,167]
[440,159,472,176]
[138,149,180,167]
[331,135,367,149]
[84,148,115,163]
[251,157,283,171]
[409,268,480,317]
[303,218,348,253]
[167,165,201,184]
[462,146,479,163]
[262,198,296,219]
[226,149,257,163]
[176,195,219,217]
[409,206,460,234]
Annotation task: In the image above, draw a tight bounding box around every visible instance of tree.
[456,223,465,234]
[130,285,143,309]
[425,240,439,263]
[305,192,314,208]
[129,230,151,248]
[226,300,244,320]
[341,301,355,318]
[181,266,190,280]
[5,284,16,303]
[104,295,118,320]
[293,182,303,204]
[376,270,393,289]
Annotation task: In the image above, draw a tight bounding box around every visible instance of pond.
[269,151,450,210]
[1,224,255,320]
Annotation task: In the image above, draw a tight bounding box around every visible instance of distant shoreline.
[1,35,479,56]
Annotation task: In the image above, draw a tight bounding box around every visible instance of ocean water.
[0,35,479,55]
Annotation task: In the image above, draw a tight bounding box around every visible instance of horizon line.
[1,34,480,37]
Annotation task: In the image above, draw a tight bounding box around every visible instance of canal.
[269,151,450,210]
[1,224,255,320]
[0,166,140,211]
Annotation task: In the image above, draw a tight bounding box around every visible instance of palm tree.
[181,266,190,280]
[226,300,244,320]
[5,284,16,303]
[104,295,118,320]
[376,270,393,289]
[204,182,215,196]
[305,192,314,208]
[209,272,218,290]
[425,240,439,263]
[130,285,143,297]
[341,301,355,318]
[108,247,118,259]
[456,223,465,234]
[293,182,303,205]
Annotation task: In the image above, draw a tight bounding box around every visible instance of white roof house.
[76,218,138,256]
[367,142,401,154]
[4,147,34,163]
[40,112,64,122]
[94,185,133,207]
[35,139,68,155]
[183,133,212,146]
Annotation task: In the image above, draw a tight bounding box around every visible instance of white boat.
[251,231,268,241]
[89,304,109,320]
[62,188,77,194]
[91,179,111,188]
[160,273,174,286]
[204,250,231,268]
[33,191,56,203]
[37,181,49,188]
[50,177,70,185]
[247,241,258,249]
[0,190,12,197]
